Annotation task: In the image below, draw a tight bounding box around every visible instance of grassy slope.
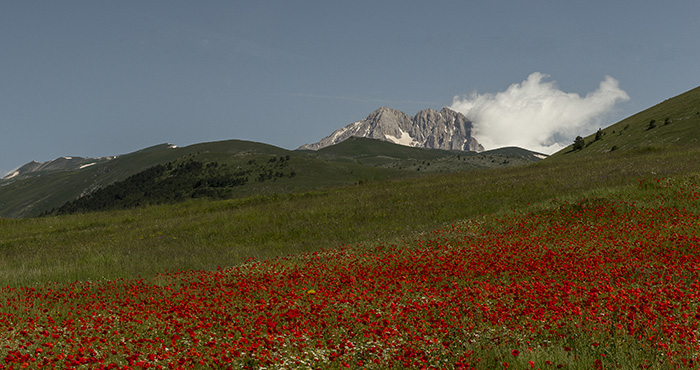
[316,137,543,171]
[0,138,540,218]
[1,85,699,287]
[551,85,700,157]
[0,144,189,218]
[2,144,699,287]
[0,140,305,218]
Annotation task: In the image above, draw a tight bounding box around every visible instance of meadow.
[2,84,700,368]
[2,162,700,369]
[2,145,700,288]
[1,140,700,368]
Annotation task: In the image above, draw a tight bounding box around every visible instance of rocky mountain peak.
[299,107,483,152]
[414,108,441,120]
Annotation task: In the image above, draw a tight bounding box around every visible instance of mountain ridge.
[0,138,541,218]
[299,106,484,152]
[3,84,698,219]
[3,156,118,181]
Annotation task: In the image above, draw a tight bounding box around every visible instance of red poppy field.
[2,176,700,369]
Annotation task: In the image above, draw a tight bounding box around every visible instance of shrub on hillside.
[647,119,657,130]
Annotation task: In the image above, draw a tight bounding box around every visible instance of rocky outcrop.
[299,107,483,152]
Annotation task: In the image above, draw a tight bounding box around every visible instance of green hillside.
[0,140,343,218]
[0,144,190,218]
[551,85,700,157]
[316,137,544,171]
[2,143,698,287]
[1,138,543,218]
[2,86,700,370]
[1,85,699,287]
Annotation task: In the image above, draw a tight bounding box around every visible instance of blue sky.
[1,1,699,176]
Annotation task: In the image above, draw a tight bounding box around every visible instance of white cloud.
[450,72,630,154]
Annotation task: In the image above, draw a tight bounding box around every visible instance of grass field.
[2,143,699,288]
[2,148,700,368]
[1,86,699,368]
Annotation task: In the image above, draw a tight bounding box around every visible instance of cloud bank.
[449,73,630,154]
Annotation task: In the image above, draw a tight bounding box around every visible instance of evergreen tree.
[595,129,603,141]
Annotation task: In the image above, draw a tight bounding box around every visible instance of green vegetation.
[45,156,295,215]
[2,142,699,287]
[0,137,541,218]
[552,86,700,157]
[0,143,198,218]
[594,128,603,141]
[1,85,699,288]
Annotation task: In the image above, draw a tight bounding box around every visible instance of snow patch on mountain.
[385,129,418,147]
[4,171,19,179]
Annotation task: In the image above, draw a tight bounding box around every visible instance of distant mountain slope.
[300,107,484,152]
[48,156,289,215]
[316,136,459,159]
[4,85,698,219]
[315,137,544,171]
[1,137,542,218]
[551,85,700,157]
[0,141,287,218]
[43,138,543,217]
[2,155,117,180]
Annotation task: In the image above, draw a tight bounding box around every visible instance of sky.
[1,0,699,176]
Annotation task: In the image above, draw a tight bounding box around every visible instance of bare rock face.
[299,107,483,152]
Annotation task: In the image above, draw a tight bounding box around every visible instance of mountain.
[0,138,542,218]
[0,143,187,218]
[0,141,307,218]
[5,83,699,220]
[299,107,484,152]
[315,137,543,170]
[44,140,544,217]
[3,86,700,288]
[2,155,118,181]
